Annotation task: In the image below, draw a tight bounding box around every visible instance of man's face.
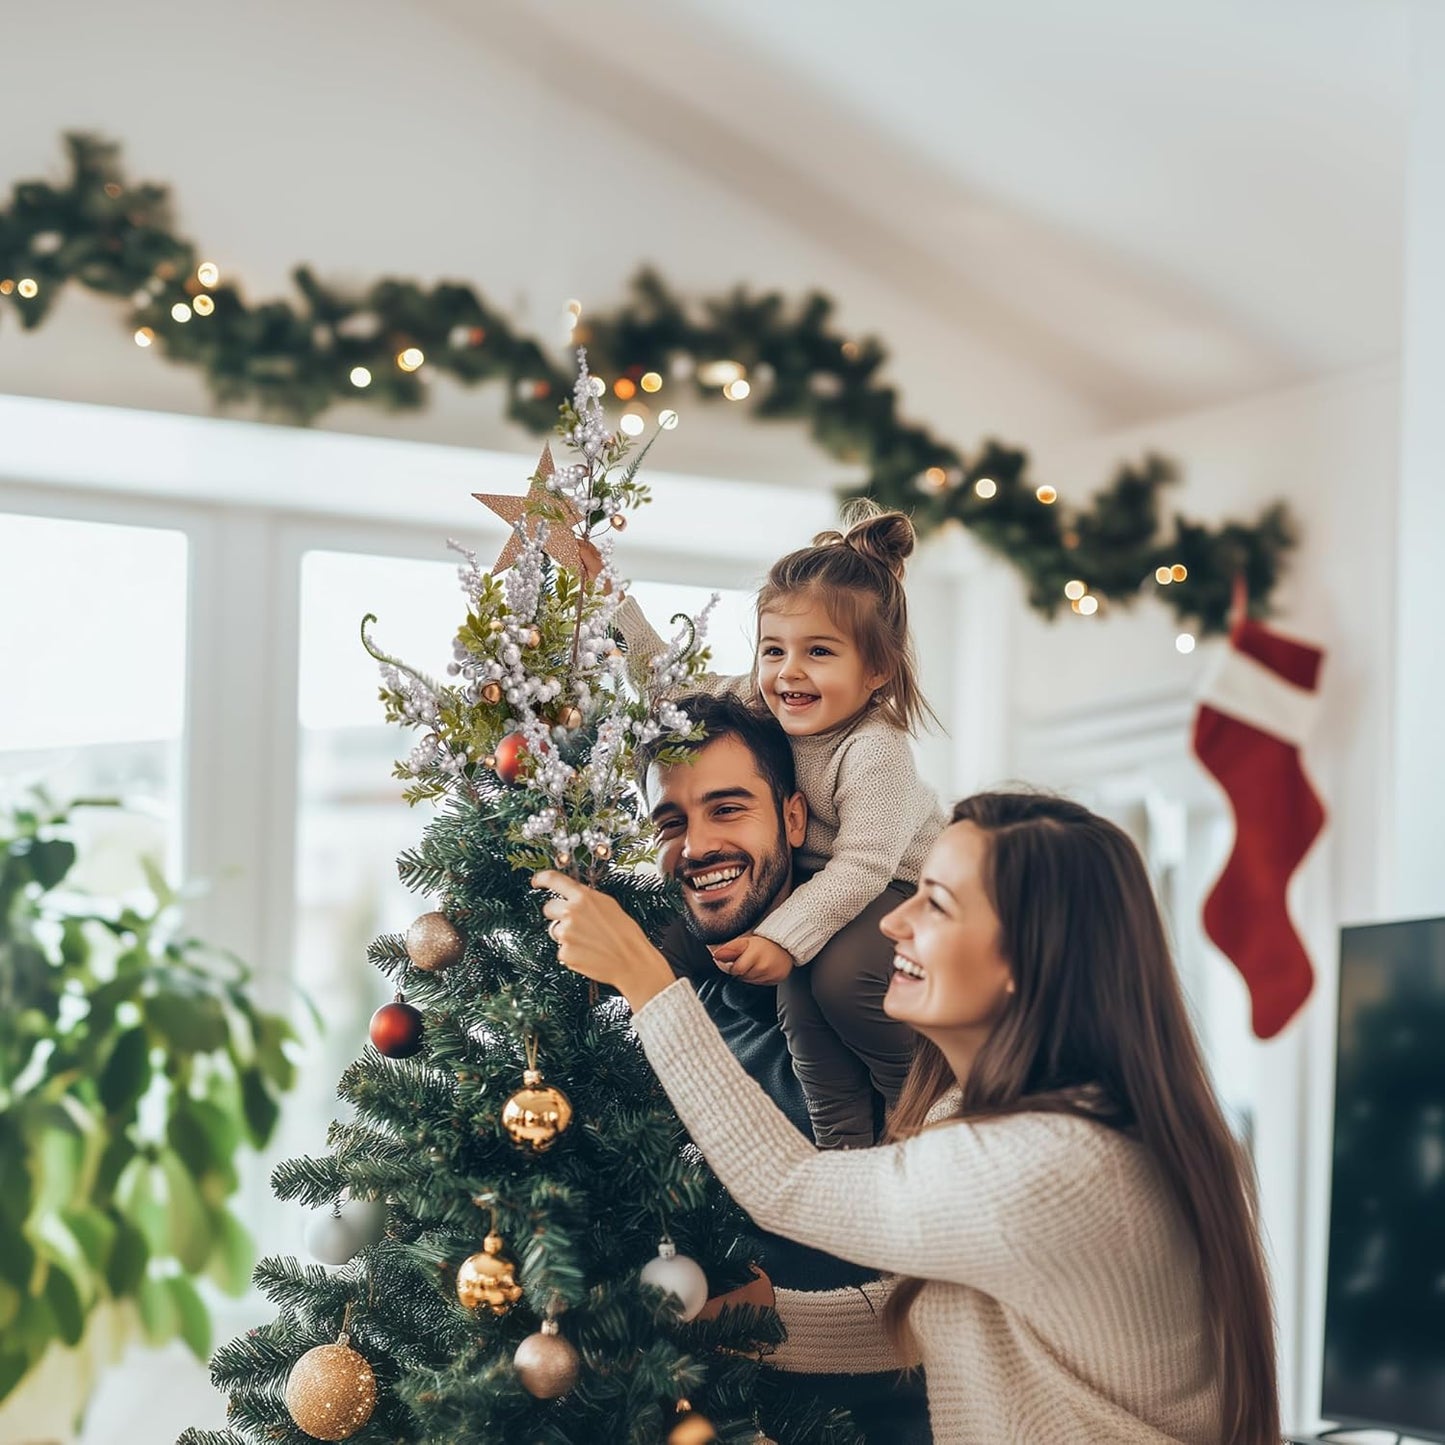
[647,734,807,945]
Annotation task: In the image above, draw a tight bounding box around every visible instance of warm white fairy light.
[1171,563,1188,582]
[698,359,744,387]
[1064,580,1086,601]
[723,378,751,401]
[397,347,424,372]
[975,477,997,499]
[134,327,155,347]
[640,371,662,393]
[1176,633,1196,654]
[1077,595,1099,616]
[171,302,192,323]
[193,294,215,316]
[197,261,220,287]
[658,409,680,430]
[1036,485,1058,505]
[350,366,372,388]
[16,278,38,299]
[619,413,645,437]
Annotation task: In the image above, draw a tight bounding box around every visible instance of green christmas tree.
[180,357,860,1445]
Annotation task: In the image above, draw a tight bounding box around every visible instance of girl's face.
[756,594,887,737]
[880,822,1015,1055]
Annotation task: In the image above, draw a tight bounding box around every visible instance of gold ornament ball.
[405,911,464,972]
[523,627,541,648]
[488,617,505,633]
[284,1343,377,1442]
[608,513,627,530]
[554,704,584,730]
[513,1321,580,1399]
[456,1235,524,1315]
[669,1411,719,1445]
[593,840,612,861]
[501,1070,573,1151]
[481,680,504,705]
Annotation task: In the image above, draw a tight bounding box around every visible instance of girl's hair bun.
[811,498,916,579]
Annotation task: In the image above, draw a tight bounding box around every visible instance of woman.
[534,793,1280,1444]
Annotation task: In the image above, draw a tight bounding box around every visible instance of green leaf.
[239,1068,279,1148]
[0,1226,35,1289]
[146,991,228,1054]
[0,1350,31,1406]
[166,1274,211,1361]
[105,1219,149,1297]
[116,1155,167,1260]
[27,838,76,890]
[158,1148,213,1274]
[254,1011,298,1090]
[135,1272,178,1346]
[44,1262,85,1346]
[97,1026,151,1115]
[60,1206,118,1277]
[204,1208,254,1297]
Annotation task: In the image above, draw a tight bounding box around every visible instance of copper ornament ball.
[480,680,503,705]
[492,731,529,784]
[456,1234,524,1315]
[405,911,464,972]
[284,1342,377,1441]
[513,1322,580,1399]
[501,1070,573,1151]
[554,704,584,731]
[369,1000,424,1059]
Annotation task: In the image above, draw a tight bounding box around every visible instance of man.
[638,692,931,1444]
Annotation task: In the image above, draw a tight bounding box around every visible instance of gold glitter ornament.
[284,1341,376,1441]
[513,1316,580,1399]
[501,1068,573,1150]
[456,1232,524,1315]
[405,911,464,972]
[480,680,503,705]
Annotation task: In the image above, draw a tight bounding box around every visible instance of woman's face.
[880,821,1014,1053]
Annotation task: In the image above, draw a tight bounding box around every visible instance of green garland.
[1,134,1293,633]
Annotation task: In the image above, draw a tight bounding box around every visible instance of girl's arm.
[754,727,939,964]
[613,596,744,701]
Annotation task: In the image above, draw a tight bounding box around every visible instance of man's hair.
[636,692,796,810]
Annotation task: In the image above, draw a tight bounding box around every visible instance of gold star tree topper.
[473,443,600,579]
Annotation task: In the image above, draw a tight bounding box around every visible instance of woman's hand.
[531,870,675,1012]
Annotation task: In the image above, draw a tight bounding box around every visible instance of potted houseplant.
[0,792,298,1441]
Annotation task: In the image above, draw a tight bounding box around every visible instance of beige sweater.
[633,980,1223,1445]
[617,598,945,963]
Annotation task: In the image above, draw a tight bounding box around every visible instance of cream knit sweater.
[616,598,945,963]
[633,979,1223,1444]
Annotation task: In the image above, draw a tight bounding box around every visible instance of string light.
[640,371,663,393]
[171,302,192,323]
[619,413,645,437]
[658,410,680,430]
[923,466,948,492]
[723,378,751,401]
[1035,485,1058,505]
[1176,633,1196,654]
[397,347,424,372]
[841,340,860,360]
[698,359,744,387]
[1076,595,1099,616]
[134,327,154,347]
[565,299,582,319]
[1171,564,1188,582]
[613,377,636,401]
[350,366,372,388]
[1155,566,1172,585]
[1064,580,1086,601]
[975,477,997,499]
[0,280,13,295]
[16,279,38,299]
[196,261,219,287]
[193,294,214,316]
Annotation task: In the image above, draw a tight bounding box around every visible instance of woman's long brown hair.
[884,793,1280,1444]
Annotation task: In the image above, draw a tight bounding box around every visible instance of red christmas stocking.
[1192,616,1326,1038]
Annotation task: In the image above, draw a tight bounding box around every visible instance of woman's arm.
[769,1280,915,1375]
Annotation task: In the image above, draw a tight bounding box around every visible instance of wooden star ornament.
[474,444,593,577]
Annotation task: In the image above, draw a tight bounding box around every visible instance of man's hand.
[695,1264,775,1322]
[711,934,794,985]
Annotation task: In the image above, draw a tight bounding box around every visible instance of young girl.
[616,503,946,1148]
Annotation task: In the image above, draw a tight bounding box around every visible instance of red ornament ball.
[369,1001,424,1058]
[492,731,529,784]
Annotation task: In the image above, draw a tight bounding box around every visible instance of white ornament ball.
[640,1240,708,1322]
[306,1210,362,1266]
[338,1196,387,1250]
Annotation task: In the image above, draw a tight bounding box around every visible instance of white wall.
[1003,362,1401,1430]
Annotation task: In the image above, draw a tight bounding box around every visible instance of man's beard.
[679,839,792,945]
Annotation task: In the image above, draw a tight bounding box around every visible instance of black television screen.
[1322,917,1445,1440]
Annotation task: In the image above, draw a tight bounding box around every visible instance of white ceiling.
[464,0,1409,423]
